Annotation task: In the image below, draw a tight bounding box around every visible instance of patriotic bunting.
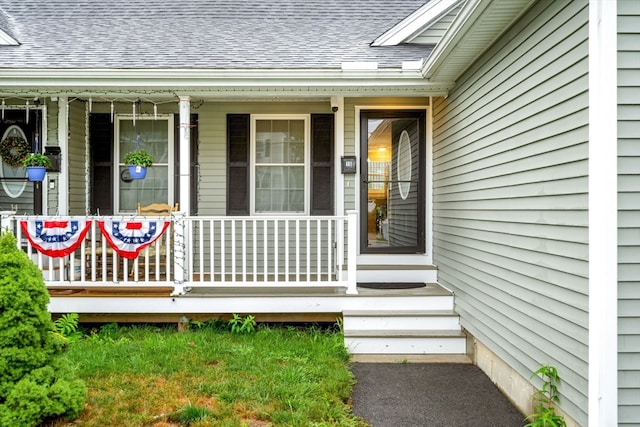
[97,219,170,259]
[20,218,92,258]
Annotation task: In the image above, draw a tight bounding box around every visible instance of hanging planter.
[123,149,153,180]
[128,164,147,179]
[22,153,52,182]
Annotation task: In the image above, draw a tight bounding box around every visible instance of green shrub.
[0,230,86,426]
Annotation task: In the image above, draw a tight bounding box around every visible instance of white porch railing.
[2,211,358,295]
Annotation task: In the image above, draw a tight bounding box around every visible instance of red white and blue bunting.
[20,218,92,258]
[97,219,170,259]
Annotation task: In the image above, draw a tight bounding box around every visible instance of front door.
[360,110,425,253]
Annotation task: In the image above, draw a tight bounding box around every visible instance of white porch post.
[57,97,69,215]
[588,0,617,425]
[178,96,191,214]
[346,210,358,295]
[173,96,191,291]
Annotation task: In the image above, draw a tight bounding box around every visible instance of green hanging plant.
[22,153,52,168]
[123,149,153,167]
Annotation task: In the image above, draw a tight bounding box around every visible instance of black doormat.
[358,282,427,289]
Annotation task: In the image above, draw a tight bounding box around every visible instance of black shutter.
[227,114,250,215]
[89,113,113,215]
[310,114,334,215]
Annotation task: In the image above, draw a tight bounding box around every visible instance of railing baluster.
[316,219,321,282]
[252,219,257,282]
[284,219,290,284]
[209,219,216,282]
[231,220,236,283]
[220,219,225,282]
[263,219,268,281]
[242,219,247,282]
[295,219,300,282]
[274,219,278,283]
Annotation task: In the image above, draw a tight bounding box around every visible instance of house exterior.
[0,0,637,425]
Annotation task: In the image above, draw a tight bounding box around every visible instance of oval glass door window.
[1,125,28,199]
[397,130,412,200]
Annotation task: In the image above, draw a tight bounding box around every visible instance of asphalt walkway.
[351,363,525,427]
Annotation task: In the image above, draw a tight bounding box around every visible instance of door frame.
[359,108,426,254]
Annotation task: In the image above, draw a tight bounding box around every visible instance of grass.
[46,322,367,427]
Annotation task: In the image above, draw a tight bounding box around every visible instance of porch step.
[343,310,460,331]
[356,264,438,283]
[342,307,467,356]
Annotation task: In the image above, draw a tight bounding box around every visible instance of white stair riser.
[345,336,466,355]
[347,296,454,312]
[357,270,438,283]
[343,316,460,331]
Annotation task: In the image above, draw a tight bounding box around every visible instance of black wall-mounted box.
[44,146,61,172]
[341,156,357,174]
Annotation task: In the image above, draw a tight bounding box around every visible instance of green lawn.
[48,322,367,427]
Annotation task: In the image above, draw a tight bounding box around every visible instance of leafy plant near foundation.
[0,230,86,426]
[525,364,566,427]
[52,313,83,343]
[229,313,257,334]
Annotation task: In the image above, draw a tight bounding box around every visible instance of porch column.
[57,97,69,215]
[178,96,191,213]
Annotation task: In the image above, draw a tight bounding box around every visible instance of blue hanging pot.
[128,165,147,179]
[26,166,46,182]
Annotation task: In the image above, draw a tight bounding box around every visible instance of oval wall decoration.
[397,130,412,200]
[0,125,28,199]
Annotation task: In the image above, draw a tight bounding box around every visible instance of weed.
[168,404,213,425]
[229,314,256,334]
[52,313,83,343]
[525,364,566,427]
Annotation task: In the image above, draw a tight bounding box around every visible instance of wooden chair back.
[137,202,179,216]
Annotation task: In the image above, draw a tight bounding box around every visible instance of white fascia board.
[372,0,464,46]
[0,68,453,98]
[0,29,19,45]
[420,0,489,79]
[421,0,535,80]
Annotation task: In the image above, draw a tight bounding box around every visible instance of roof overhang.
[372,0,465,46]
[0,68,452,100]
[421,0,536,82]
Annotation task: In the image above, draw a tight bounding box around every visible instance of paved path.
[351,363,525,427]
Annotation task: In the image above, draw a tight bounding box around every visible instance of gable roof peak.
[372,0,465,46]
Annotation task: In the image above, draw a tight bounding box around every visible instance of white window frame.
[114,114,174,214]
[250,114,310,215]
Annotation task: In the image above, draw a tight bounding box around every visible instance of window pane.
[119,166,169,211]
[118,119,169,213]
[255,119,304,165]
[255,165,304,213]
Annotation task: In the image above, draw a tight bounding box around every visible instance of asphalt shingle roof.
[0,0,433,69]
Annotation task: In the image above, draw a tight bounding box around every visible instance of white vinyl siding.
[432,1,588,425]
[618,0,640,424]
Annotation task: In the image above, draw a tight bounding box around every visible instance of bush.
[0,230,86,426]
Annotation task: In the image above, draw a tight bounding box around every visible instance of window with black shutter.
[226,113,333,216]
